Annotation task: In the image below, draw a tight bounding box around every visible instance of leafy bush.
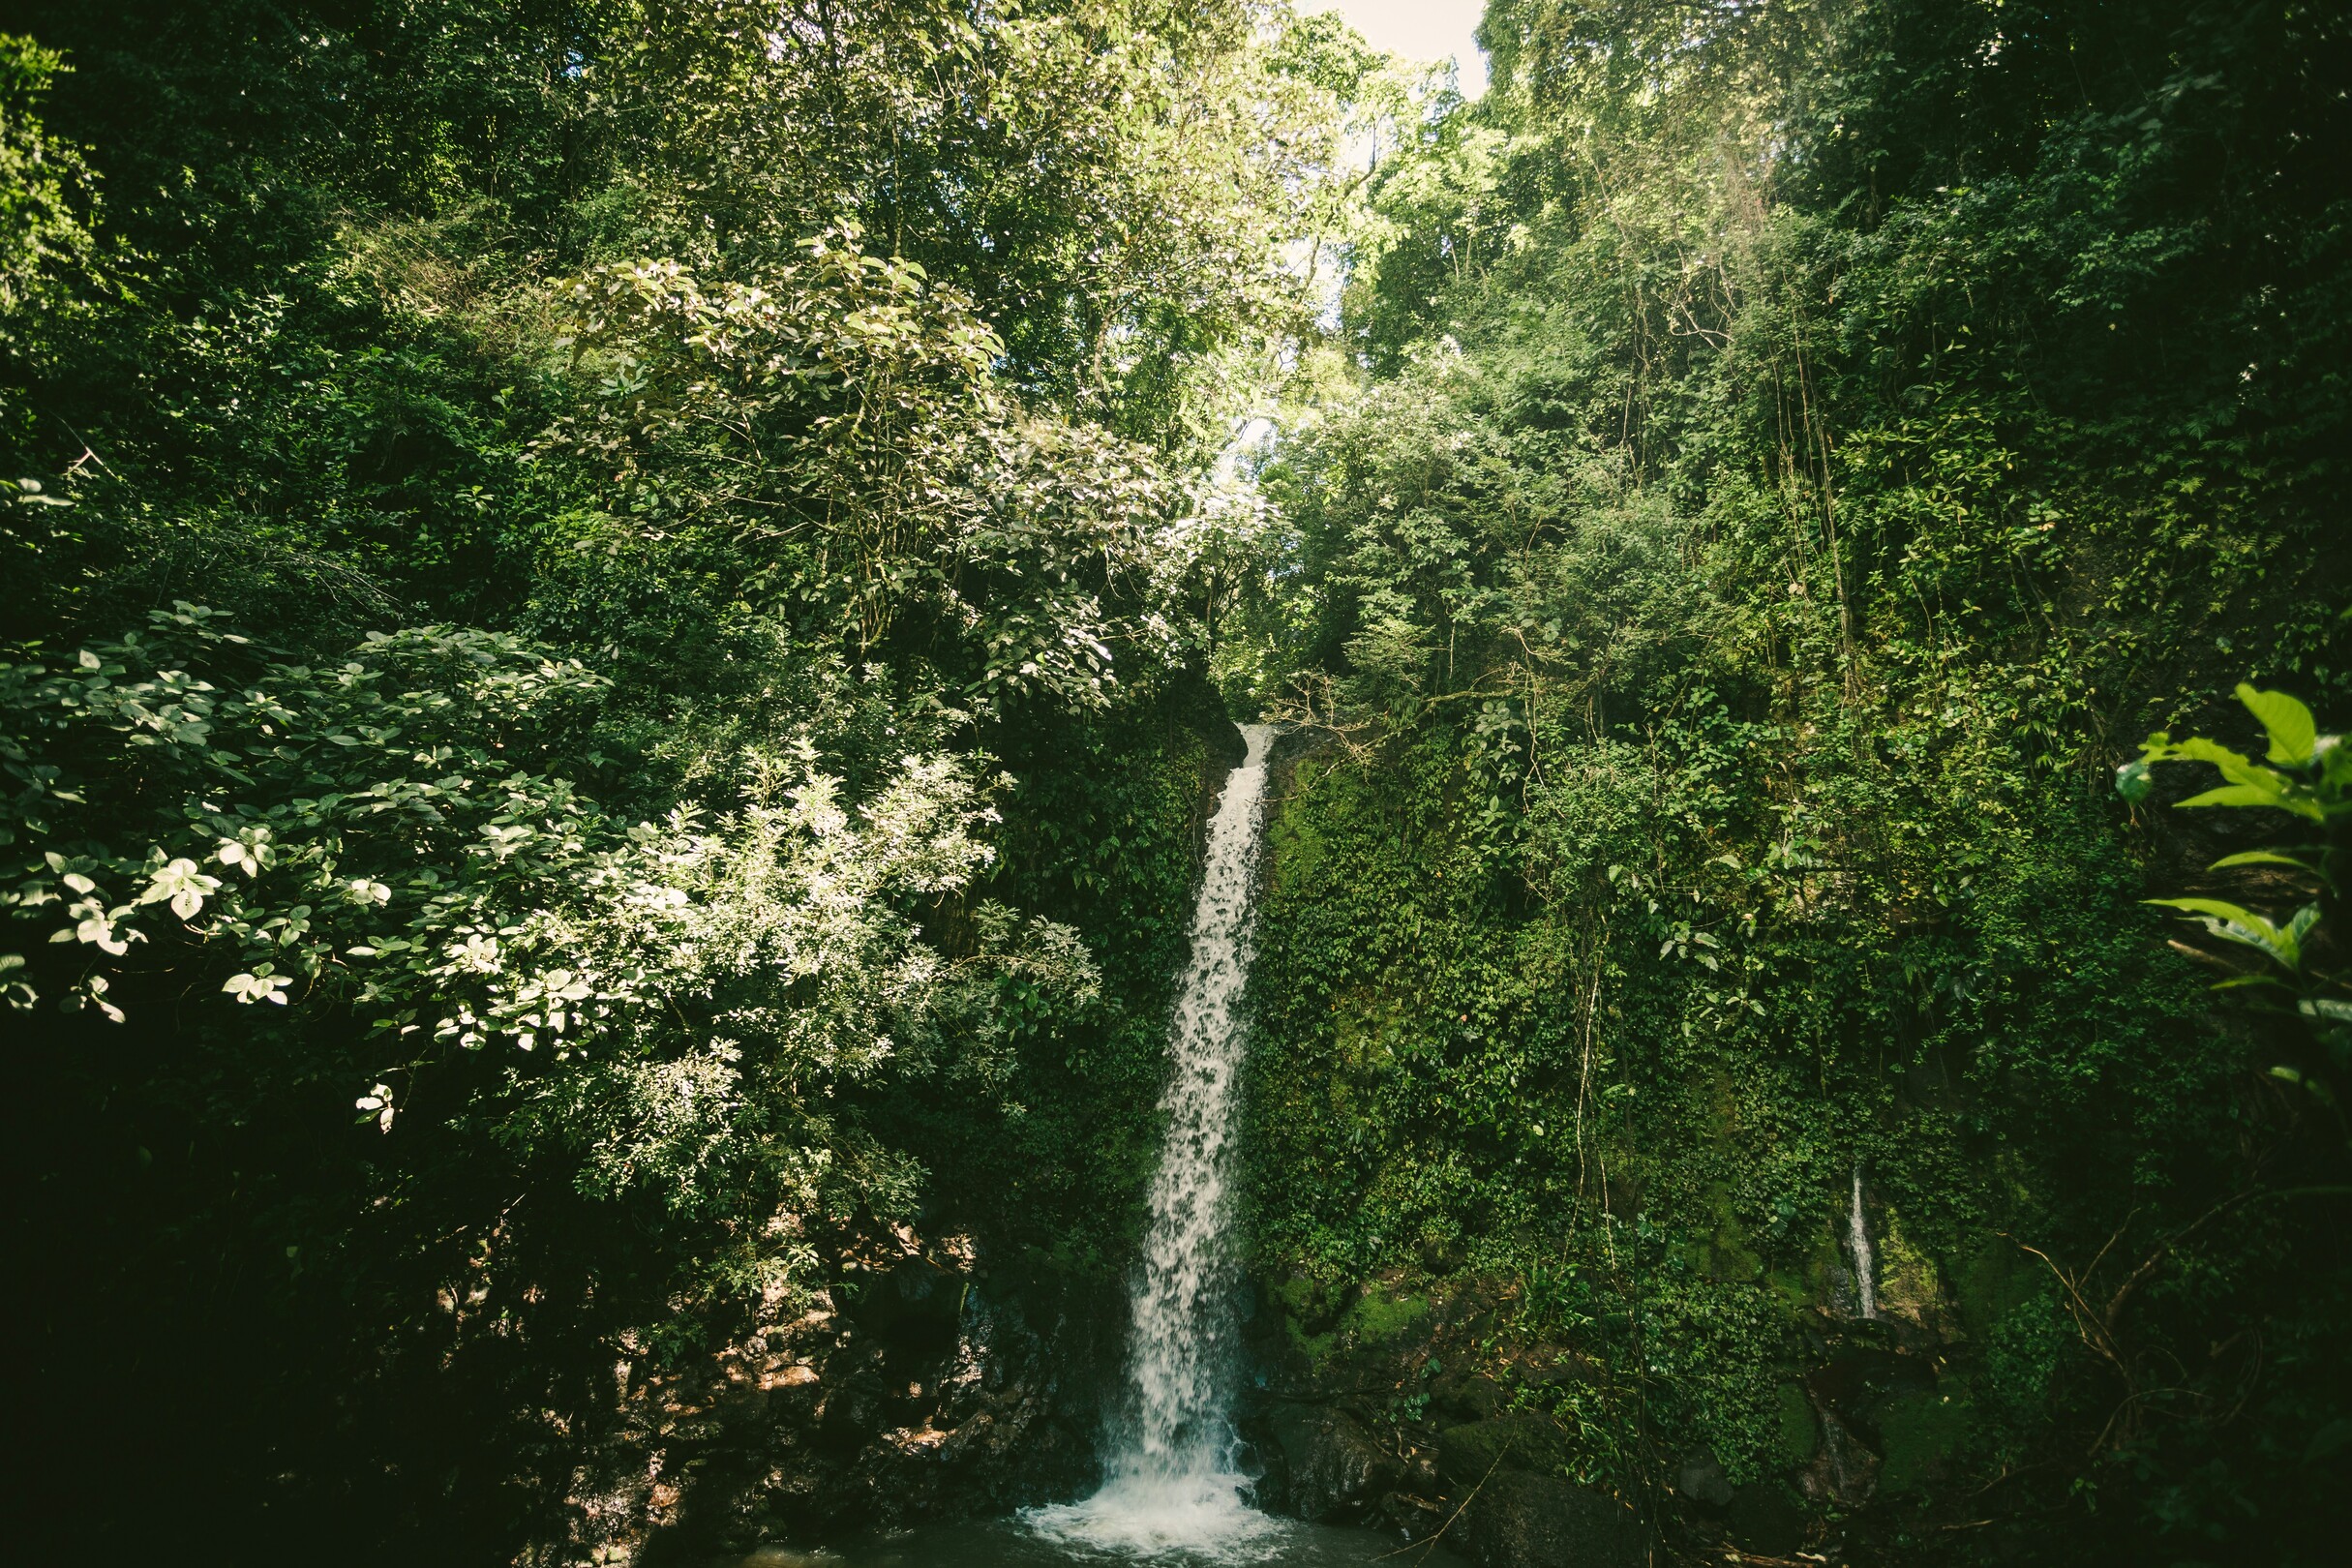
[3,601,1094,1229]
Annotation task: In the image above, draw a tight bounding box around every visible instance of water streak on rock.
[1849,1165,1878,1320]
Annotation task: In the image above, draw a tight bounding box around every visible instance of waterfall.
[1848,1165,1878,1319]
[1027,723,1285,1561]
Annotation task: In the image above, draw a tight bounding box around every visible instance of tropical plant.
[2122,682,2351,1106]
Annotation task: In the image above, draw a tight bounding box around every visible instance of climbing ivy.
[1233,2,2351,1561]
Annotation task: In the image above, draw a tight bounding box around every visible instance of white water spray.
[1848,1165,1878,1319]
[1027,724,1286,1561]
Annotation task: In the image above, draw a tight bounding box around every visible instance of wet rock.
[1799,1410,1880,1508]
[1771,1381,1818,1468]
[1674,1448,1733,1509]
[1432,1366,1508,1423]
[816,1366,888,1449]
[1869,1208,1952,1338]
[1378,1488,1444,1537]
[759,1362,824,1428]
[1208,713,1250,769]
[1803,1342,1911,1435]
[1266,1403,1402,1522]
[1436,1413,1571,1488]
[1456,1469,1643,1568]
[882,1373,940,1428]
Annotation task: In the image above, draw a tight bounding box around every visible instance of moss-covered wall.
[1237,718,2337,1561]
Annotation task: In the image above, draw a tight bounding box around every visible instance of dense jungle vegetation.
[2,2,2346,1564]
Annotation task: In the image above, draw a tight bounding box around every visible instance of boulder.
[1771,1381,1819,1468]
[1874,1383,1975,1497]
[1674,1448,1733,1510]
[1436,1413,1571,1488]
[1798,1412,1879,1507]
[1457,1469,1644,1568]
[548,1239,1127,1565]
[759,1362,824,1429]
[1431,1366,1508,1423]
[1266,1403,1401,1523]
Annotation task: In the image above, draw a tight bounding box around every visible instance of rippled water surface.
[737,1514,1462,1568]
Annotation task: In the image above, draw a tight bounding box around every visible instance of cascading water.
[1848,1165,1878,1319]
[1027,724,1285,1561]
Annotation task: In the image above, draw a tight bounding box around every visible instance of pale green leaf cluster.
[2123,683,2348,1044]
[544,230,1176,710]
[2,602,1095,1221]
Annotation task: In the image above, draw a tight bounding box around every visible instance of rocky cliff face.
[535,1232,1124,1566]
[1238,1284,1645,1568]
[1236,1248,1987,1567]
[1242,1241,1994,1568]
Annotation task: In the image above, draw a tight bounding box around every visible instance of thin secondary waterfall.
[1848,1165,1878,1319]
[1028,723,1284,1560]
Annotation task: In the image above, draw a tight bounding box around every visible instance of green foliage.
[0,31,105,502]
[3,0,2347,1560]
[1235,0,2351,1559]
[2124,684,2347,828]
[2,602,1096,1221]
[0,33,97,314]
[543,233,1172,708]
[0,2,1359,1557]
[2124,679,2351,1120]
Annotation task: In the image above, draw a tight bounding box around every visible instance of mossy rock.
[1871,1207,1948,1334]
[1265,1404,1400,1523]
[1876,1381,1976,1496]
[1763,1266,1813,1314]
[1436,1412,1572,1486]
[1431,1365,1507,1423]
[1725,1481,1808,1554]
[1339,1282,1429,1346]
[1458,1470,1643,1568]
[1773,1381,1819,1469]
[1269,1274,1331,1324]
[1786,1221,1853,1314]
[1283,1315,1338,1366]
[1272,1277,1342,1365]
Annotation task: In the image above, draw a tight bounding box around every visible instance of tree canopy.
[3,3,2346,1563]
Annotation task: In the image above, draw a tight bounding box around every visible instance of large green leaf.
[2154,734,2327,821]
[2145,896,2314,971]
[2178,782,2291,811]
[2237,682,2317,767]
[2206,849,2323,875]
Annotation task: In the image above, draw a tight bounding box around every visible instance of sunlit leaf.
[2237,682,2317,767]
[2206,850,2321,874]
